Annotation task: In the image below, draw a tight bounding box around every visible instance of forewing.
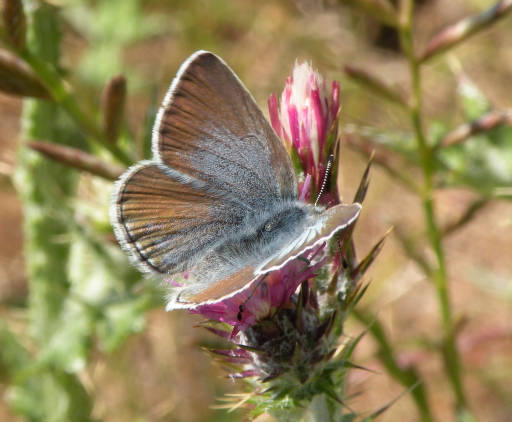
[153,50,297,205]
[111,162,241,275]
[257,203,362,274]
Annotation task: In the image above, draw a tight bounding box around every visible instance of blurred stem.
[439,109,512,147]
[343,133,420,194]
[399,0,467,413]
[394,228,433,277]
[17,47,132,165]
[353,309,433,422]
[419,0,512,63]
[442,197,490,237]
[28,141,125,181]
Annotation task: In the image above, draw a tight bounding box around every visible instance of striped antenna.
[315,154,334,206]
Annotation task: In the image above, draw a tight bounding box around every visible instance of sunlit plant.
[0,0,511,421]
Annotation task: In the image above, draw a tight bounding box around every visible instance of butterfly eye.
[264,222,273,232]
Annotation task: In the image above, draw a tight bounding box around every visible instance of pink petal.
[310,87,326,152]
[287,105,300,150]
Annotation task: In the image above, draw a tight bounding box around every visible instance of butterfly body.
[111,51,361,309]
[195,200,311,276]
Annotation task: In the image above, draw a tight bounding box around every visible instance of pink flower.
[268,62,340,192]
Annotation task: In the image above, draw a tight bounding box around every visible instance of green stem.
[399,2,467,413]
[18,47,132,165]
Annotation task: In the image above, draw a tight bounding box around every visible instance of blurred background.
[0,0,511,421]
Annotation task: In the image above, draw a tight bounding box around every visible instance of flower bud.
[269,62,340,194]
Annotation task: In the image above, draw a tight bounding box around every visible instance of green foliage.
[63,0,166,85]
[458,75,490,120]
[10,4,94,421]
[438,76,512,193]
[6,3,149,421]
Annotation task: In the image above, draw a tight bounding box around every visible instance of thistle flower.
[188,163,382,418]
[268,62,340,196]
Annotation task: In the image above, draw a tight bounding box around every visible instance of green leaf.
[457,75,490,120]
[66,211,147,353]
[7,369,94,422]
[0,323,31,379]
[96,295,148,352]
[14,1,84,347]
[10,5,94,421]
[438,127,512,193]
[63,0,167,84]
[38,299,93,373]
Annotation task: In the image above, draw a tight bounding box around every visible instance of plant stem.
[399,0,467,413]
[442,198,491,236]
[18,47,132,165]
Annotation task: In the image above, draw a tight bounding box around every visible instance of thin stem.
[442,198,491,236]
[399,0,467,413]
[28,141,125,181]
[343,132,421,194]
[18,47,132,165]
[394,228,433,277]
[439,109,512,147]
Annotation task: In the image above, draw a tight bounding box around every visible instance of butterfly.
[110,51,361,310]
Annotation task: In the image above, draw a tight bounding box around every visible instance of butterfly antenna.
[315,154,334,206]
[237,273,269,321]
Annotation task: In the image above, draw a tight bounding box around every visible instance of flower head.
[269,62,340,193]
[193,247,337,385]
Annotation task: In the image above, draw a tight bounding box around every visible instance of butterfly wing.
[152,50,297,205]
[112,50,359,308]
[257,203,362,274]
[111,161,246,275]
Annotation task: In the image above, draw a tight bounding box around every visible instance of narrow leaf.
[439,109,512,147]
[0,49,51,99]
[345,65,408,108]
[28,141,125,180]
[351,227,392,279]
[420,0,512,63]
